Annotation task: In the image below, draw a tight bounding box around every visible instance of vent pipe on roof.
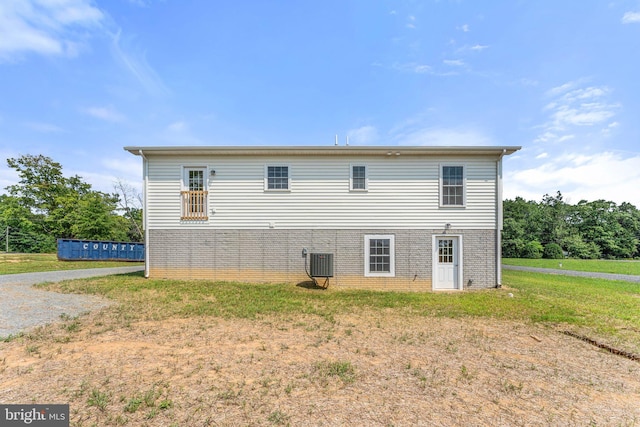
[346,136,349,146]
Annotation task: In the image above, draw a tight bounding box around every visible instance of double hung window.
[441,165,465,207]
[265,166,290,191]
[364,235,395,277]
[350,165,367,191]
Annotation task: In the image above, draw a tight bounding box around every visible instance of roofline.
[124,145,521,157]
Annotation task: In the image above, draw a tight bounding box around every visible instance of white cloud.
[535,152,548,159]
[395,127,494,146]
[458,24,470,32]
[84,105,125,122]
[443,59,465,67]
[110,29,169,97]
[392,62,432,74]
[505,152,640,207]
[346,126,378,145]
[0,0,104,61]
[622,11,640,23]
[23,121,65,133]
[535,81,620,143]
[167,121,188,132]
[470,44,488,51]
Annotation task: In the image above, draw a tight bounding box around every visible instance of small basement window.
[364,235,395,277]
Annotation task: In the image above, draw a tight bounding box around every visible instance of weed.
[268,410,289,425]
[2,333,24,342]
[87,389,110,411]
[500,379,523,394]
[124,397,142,413]
[144,388,158,407]
[217,389,240,400]
[315,360,356,384]
[159,399,172,410]
[284,382,294,395]
[65,320,81,333]
[25,345,40,356]
[459,365,476,383]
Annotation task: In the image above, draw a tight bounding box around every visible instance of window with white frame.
[364,235,395,277]
[181,167,208,220]
[440,165,465,207]
[350,164,367,191]
[265,165,290,191]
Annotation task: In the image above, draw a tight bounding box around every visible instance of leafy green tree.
[522,240,544,259]
[69,192,128,241]
[561,234,601,259]
[543,243,564,259]
[3,154,140,252]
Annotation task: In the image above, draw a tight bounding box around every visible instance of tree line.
[503,192,640,259]
[1,154,143,253]
[2,154,639,258]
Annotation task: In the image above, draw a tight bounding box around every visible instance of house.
[124,145,520,291]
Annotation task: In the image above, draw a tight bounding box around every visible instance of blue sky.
[1,0,639,207]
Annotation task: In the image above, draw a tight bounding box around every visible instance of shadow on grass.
[296,280,328,290]
[114,271,145,278]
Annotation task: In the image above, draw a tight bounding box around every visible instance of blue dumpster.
[57,239,144,262]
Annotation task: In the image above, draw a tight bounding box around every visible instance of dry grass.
[1,306,639,426]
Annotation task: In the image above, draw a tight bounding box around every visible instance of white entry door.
[434,237,459,290]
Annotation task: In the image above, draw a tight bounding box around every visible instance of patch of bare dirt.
[1,309,639,426]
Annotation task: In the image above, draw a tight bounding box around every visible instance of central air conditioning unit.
[310,253,334,278]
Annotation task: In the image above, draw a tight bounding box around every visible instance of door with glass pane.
[434,237,459,290]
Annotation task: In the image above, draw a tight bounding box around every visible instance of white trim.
[432,234,463,291]
[439,163,466,208]
[364,234,395,277]
[140,150,149,278]
[349,163,368,192]
[264,164,291,192]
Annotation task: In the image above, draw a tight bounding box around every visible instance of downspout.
[139,150,150,278]
[496,149,506,288]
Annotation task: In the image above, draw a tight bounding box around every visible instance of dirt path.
[1,311,639,426]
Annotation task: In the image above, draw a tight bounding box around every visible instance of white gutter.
[496,149,506,287]
[139,149,150,278]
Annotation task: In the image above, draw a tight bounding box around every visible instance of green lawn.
[39,268,640,354]
[0,253,143,275]
[503,257,640,275]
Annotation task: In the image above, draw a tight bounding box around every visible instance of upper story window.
[265,165,290,191]
[350,165,367,191]
[364,234,395,277]
[440,165,465,207]
[181,167,208,220]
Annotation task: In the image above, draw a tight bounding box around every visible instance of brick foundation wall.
[147,229,497,291]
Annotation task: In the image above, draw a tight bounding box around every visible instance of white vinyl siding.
[144,155,498,230]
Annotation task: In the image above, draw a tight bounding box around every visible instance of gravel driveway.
[0,266,143,338]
